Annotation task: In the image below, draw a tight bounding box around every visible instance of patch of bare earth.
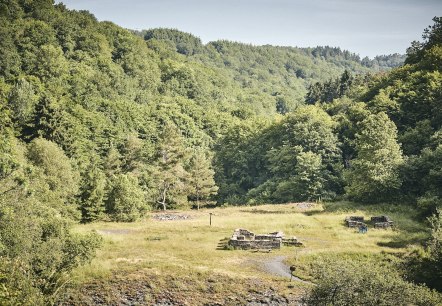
[257,256,313,285]
[291,202,317,210]
[152,213,192,221]
[57,270,305,305]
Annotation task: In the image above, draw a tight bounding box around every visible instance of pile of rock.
[152,213,191,221]
[345,216,366,228]
[371,215,394,228]
[294,202,316,210]
[282,237,303,247]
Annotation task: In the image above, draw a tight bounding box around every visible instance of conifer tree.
[104,145,122,178]
[188,149,218,209]
[79,163,106,223]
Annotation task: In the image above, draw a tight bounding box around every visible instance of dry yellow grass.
[71,202,427,287]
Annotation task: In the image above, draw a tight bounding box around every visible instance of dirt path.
[261,256,312,285]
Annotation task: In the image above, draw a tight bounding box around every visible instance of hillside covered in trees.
[0,0,441,303]
[0,0,405,222]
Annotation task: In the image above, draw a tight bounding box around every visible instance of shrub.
[406,209,442,291]
[303,257,441,306]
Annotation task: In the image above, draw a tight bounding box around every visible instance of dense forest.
[0,0,441,303]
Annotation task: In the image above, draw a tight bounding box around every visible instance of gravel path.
[261,256,312,284]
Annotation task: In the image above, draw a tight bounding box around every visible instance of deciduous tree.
[346,112,404,202]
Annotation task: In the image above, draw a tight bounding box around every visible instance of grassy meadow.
[65,201,429,304]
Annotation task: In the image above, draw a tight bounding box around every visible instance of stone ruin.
[345,216,366,228]
[282,237,303,247]
[371,215,394,228]
[228,229,282,250]
[228,229,303,250]
[345,215,394,229]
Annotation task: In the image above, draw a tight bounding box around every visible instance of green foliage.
[8,78,38,125]
[188,149,218,209]
[26,137,80,218]
[0,135,102,303]
[303,17,442,211]
[0,2,439,302]
[143,32,389,116]
[303,258,441,305]
[0,258,44,306]
[402,136,442,214]
[306,70,354,104]
[327,100,371,169]
[79,164,107,223]
[263,106,342,202]
[306,70,380,105]
[27,138,78,196]
[151,123,191,210]
[304,259,441,306]
[0,0,409,217]
[399,120,434,155]
[0,98,19,179]
[291,151,325,200]
[106,174,148,222]
[406,209,442,291]
[141,28,204,56]
[354,18,442,210]
[427,209,442,287]
[214,119,270,204]
[215,106,342,204]
[406,16,442,65]
[345,112,404,202]
[362,53,407,69]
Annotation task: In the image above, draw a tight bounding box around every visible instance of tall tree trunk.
[161,187,167,211]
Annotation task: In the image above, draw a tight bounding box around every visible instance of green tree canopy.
[345,112,404,202]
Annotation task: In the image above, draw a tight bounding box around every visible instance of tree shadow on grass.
[302,209,324,216]
[377,231,428,248]
[321,201,378,214]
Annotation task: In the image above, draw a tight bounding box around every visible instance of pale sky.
[57,0,441,58]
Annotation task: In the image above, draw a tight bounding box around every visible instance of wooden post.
[290,265,296,282]
[209,213,212,226]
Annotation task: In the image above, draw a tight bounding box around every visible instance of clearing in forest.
[64,202,427,305]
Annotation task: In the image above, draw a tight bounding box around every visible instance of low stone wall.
[228,228,283,250]
[229,239,281,250]
[344,215,394,229]
[255,233,283,240]
[345,216,365,228]
[371,215,394,228]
